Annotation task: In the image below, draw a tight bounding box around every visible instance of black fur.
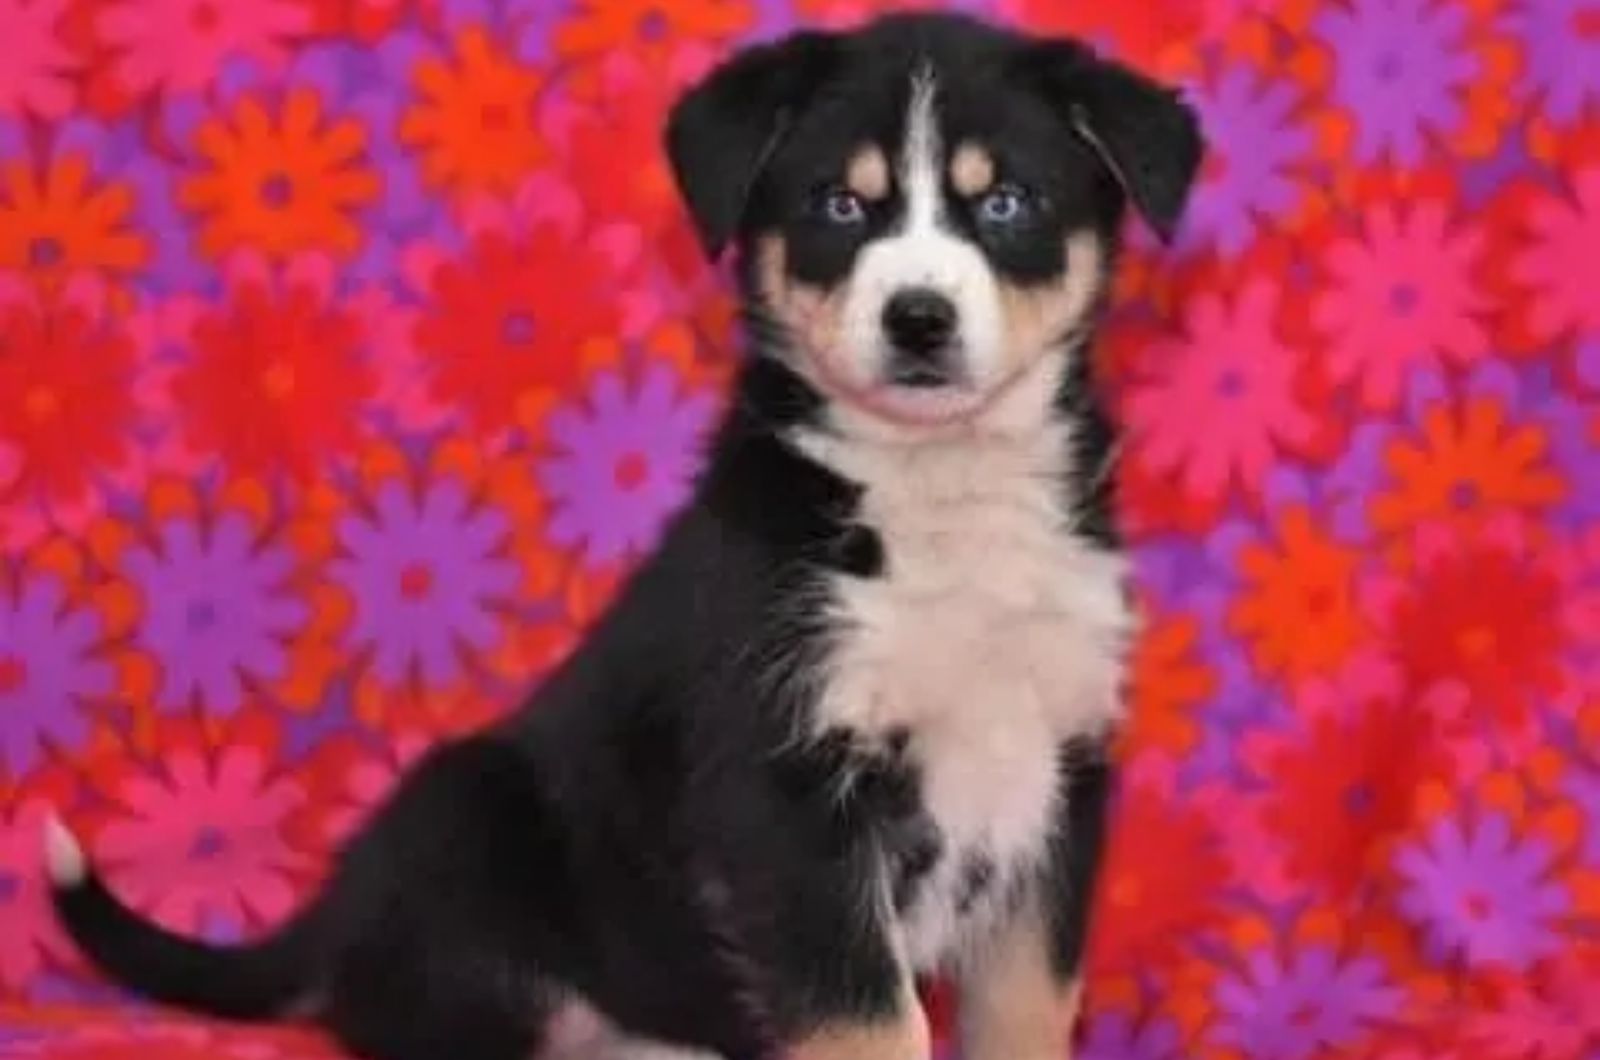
[53,12,1199,1059]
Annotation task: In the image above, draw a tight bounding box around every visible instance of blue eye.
[977,184,1031,225]
[819,188,867,225]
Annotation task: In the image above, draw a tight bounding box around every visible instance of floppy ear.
[1018,42,1203,244]
[666,32,839,259]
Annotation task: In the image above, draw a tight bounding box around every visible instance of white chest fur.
[796,422,1132,971]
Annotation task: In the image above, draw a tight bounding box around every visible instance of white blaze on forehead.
[901,67,943,234]
[838,68,1005,391]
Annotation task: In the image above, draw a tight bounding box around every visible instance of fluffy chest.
[799,429,1132,967]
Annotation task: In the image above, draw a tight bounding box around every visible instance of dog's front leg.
[959,746,1109,1060]
[958,896,1082,1060]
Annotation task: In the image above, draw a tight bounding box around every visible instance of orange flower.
[401,27,548,197]
[1373,397,1566,536]
[1123,613,1217,757]
[0,153,146,288]
[180,88,378,260]
[1231,506,1366,684]
[555,0,752,58]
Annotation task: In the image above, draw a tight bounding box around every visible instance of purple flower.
[1510,0,1600,124]
[1081,1011,1184,1060]
[124,513,308,714]
[541,366,715,566]
[1394,810,1569,969]
[334,477,518,686]
[1181,66,1314,256]
[1316,0,1481,167]
[0,572,110,775]
[1214,946,1402,1059]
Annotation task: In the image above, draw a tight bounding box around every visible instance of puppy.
[48,13,1201,1060]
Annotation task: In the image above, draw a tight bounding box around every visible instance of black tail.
[46,817,323,1021]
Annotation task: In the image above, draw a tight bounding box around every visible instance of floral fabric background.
[0,0,1597,1056]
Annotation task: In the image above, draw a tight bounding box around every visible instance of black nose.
[882,288,959,387]
[883,288,957,356]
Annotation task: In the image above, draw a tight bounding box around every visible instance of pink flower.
[1126,279,1318,502]
[315,735,427,846]
[1514,167,1600,346]
[97,0,311,98]
[0,799,74,990]
[0,0,77,119]
[1312,201,1490,409]
[97,745,304,936]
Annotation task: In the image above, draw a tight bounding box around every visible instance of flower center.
[29,236,63,267]
[480,102,513,130]
[189,826,228,860]
[1288,1004,1320,1028]
[1343,782,1375,815]
[24,386,59,421]
[500,312,536,346]
[1449,481,1478,509]
[1389,283,1420,315]
[190,0,220,32]
[638,10,670,40]
[1304,586,1338,616]
[0,655,26,694]
[186,599,218,631]
[399,563,434,601]
[260,174,295,208]
[1215,369,1248,398]
[1463,892,1492,920]
[1201,151,1230,185]
[613,452,649,491]
[1374,52,1403,82]
[262,360,296,399]
[1456,625,1496,659]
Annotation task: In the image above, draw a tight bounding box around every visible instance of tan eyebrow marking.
[950,141,996,197]
[846,145,891,201]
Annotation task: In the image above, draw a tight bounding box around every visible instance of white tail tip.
[43,814,88,887]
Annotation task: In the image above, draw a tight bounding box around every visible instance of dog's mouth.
[802,347,1005,429]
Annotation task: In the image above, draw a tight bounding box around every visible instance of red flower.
[0,299,137,515]
[1384,535,1564,733]
[557,55,684,242]
[414,228,623,436]
[174,275,376,480]
[1087,777,1230,972]
[1256,702,1439,895]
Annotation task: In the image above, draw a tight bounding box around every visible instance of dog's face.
[667,14,1201,430]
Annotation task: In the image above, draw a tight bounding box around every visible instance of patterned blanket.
[1,0,1597,1056]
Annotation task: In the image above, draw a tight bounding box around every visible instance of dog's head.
[667,14,1201,432]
